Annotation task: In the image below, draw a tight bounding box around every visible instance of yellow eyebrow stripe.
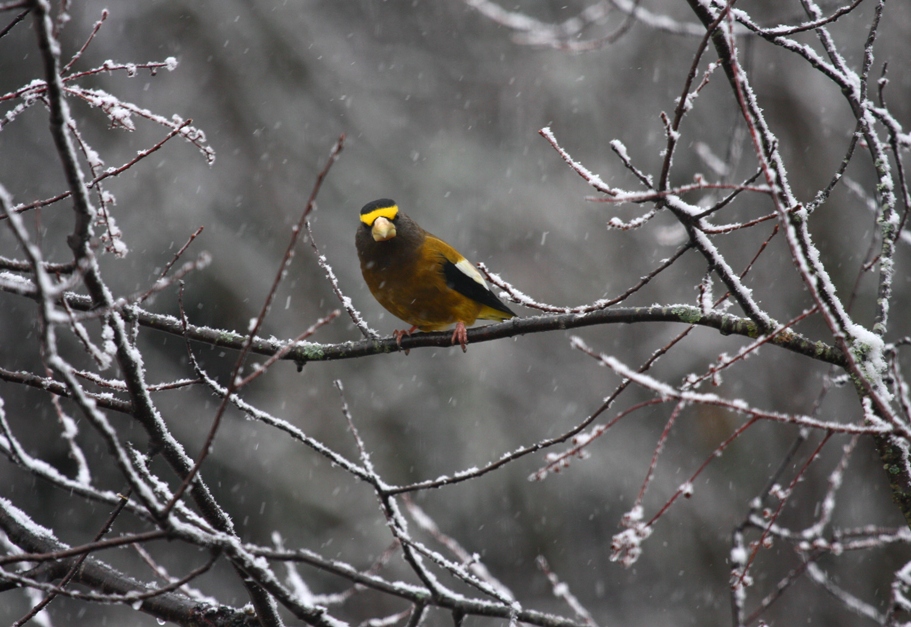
[360,204,398,225]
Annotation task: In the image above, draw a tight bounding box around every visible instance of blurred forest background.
[2,1,911,626]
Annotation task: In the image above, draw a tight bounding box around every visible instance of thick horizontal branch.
[6,287,846,370]
[298,306,846,368]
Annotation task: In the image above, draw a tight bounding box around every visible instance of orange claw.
[450,321,468,353]
[393,326,418,355]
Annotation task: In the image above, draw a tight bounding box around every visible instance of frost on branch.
[3,2,911,627]
[610,506,652,567]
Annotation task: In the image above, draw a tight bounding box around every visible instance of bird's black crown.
[360,199,397,215]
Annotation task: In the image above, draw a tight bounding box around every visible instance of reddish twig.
[60,8,107,75]
[161,133,344,518]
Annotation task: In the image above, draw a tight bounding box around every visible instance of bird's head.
[360,199,399,242]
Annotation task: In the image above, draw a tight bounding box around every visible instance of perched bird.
[356,199,516,351]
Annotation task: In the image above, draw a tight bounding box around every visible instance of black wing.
[442,259,516,317]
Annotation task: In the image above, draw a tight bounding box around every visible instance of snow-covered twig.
[306,218,380,339]
[536,556,599,627]
[571,337,885,436]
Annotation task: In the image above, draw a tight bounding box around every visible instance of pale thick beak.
[371,216,397,242]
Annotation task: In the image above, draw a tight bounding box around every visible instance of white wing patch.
[454,257,489,288]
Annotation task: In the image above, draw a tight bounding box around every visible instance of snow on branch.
[571,336,886,436]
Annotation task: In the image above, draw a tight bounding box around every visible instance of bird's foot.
[450,322,468,353]
[393,326,418,355]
